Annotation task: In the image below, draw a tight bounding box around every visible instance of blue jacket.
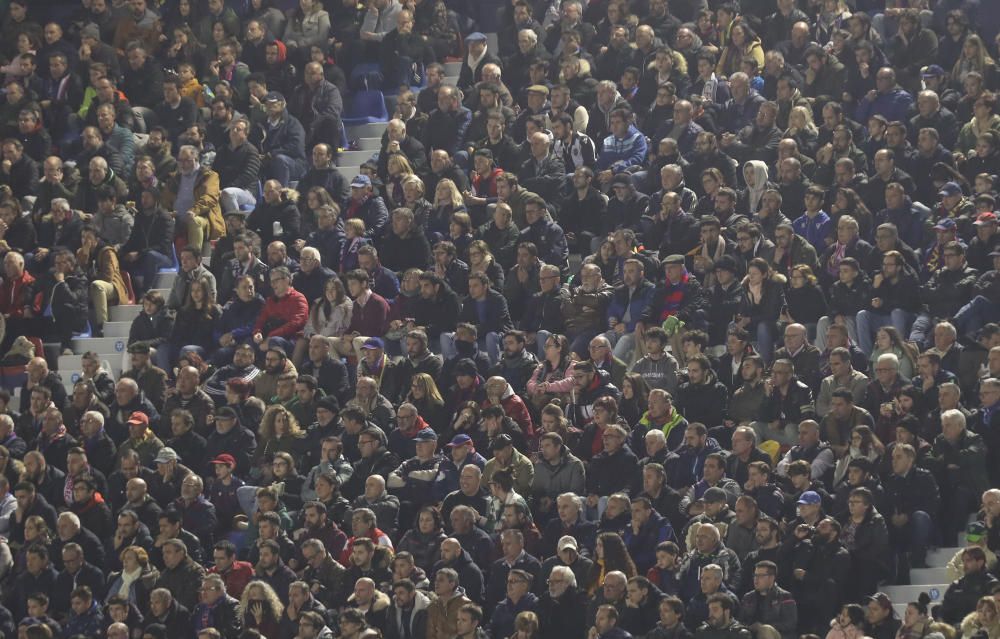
[258,112,307,161]
[457,289,513,335]
[791,210,833,252]
[622,510,676,573]
[596,124,648,172]
[607,279,657,332]
[519,218,569,269]
[854,88,915,125]
[433,451,487,501]
[874,197,928,251]
[214,295,266,343]
[491,592,540,639]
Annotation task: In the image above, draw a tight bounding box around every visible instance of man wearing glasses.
[910,240,979,350]
[252,266,309,357]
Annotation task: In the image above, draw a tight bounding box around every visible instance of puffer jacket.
[562,282,614,336]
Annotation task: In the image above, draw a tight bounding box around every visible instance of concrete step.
[57,355,124,376]
[911,567,950,585]
[882,584,947,604]
[339,150,376,166]
[103,321,132,338]
[443,75,458,87]
[110,305,142,323]
[358,137,382,151]
[346,122,388,139]
[71,336,130,354]
[443,61,462,76]
[154,272,177,289]
[928,547,962,567]
[336,165,362,180]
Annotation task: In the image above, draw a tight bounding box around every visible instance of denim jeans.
[124,250,174,296]
[264,153,306,186]
[954,296,1000,338]
[220,187,256,214]
[856,309,916,355]
[603,330,636,362]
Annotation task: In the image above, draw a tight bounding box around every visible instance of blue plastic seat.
[342,90,389,125]
[158,244,180,273]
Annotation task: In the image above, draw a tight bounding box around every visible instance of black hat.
[316,396,340,413]
[714,255,738,273]
[493,433,514,450]
[453,358,478,378]
[127,343,150,355]
[214,406,238,420]
[703,487,728,503]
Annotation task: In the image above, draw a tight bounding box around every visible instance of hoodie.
[742,160,770,215]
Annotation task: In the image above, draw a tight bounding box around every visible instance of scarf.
[827,242,848,276]
[657,272,692,321]
[118,566,143,599]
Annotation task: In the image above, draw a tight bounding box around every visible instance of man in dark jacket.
[289,63,343,151]
[432,538,485,604]
[538,564,589,639]
[737,561,797,639]
[255,92,308,185]
[883,443,939,577]
[424,86,472,158]
[192,574,242,639]
[154,539,206,611]
[941,546,999,623]
[443,273,513,365]
[298,143,351,209]
[520,197,569,272]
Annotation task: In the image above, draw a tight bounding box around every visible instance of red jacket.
[0,271,41,318]
[254,287,309,338]
[209,560,254,598]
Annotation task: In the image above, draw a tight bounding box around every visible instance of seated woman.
[154,276,220,372]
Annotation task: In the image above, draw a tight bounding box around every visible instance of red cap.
[210,454,236,468]
[126,411,149,426]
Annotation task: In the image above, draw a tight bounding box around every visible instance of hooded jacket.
[385,590,431,639]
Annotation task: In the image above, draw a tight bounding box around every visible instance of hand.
[614,322,625,334]
[1,160,10,174]
[361,31,377,41]
[251,602,264,625]
[253,332,264,344]
[54,271,64,283]
[873,273,884,288]
[866,90,877,102]
[79,44,91,60]
[388,140,400,153]
[892,512,909,527]
[763,379,774,396]
[794,524,812,540]
[859,62,870,77]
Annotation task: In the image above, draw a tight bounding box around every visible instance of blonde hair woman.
[429,178,466,242]
[786,105,819,155]
[962,596,1000,639]
[386,154,415,209]
[240,580,285,639]
[952,34,997,87]
[407,372,447,429]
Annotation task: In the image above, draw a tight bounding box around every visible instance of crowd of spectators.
[2,1,1000,639]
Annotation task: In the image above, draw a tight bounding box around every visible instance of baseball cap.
[975,212,998,226]
[865,593,893,610]
[922,64,946,78]
[703,487,727,503]
[938,182,962,198]
[797,490,822,505]
[154,447,180,464]
[967,521,988,542]
[351,174,372,188]
[446,434,472,448]
[611,173,632,187]
[933,218,957,231]
[263,91,285,103]
[413,428,438,443]
[215,406,237,420]
[557,535,579,552]
[361,337,384,350]
[127,411,149,426]
[465,32,487,42]
[210,454,236,468]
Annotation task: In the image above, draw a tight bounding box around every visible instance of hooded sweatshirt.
[743,160,770,215]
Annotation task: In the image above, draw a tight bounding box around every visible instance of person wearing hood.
[737,161,776,219]
[385,578,431,639]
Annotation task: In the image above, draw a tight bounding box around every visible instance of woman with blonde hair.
[294,276,353,366]
[962,596,1000,639]
[785,105,820,156]
[240,580,285,639]
[386,154,415,209]
[428,178,466,243]
[251,405,305,475]
[952,34,998,88]
[401,174,432,229]
[407,372,447,429]
[467,239,505,290]
[511,610,540,639]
